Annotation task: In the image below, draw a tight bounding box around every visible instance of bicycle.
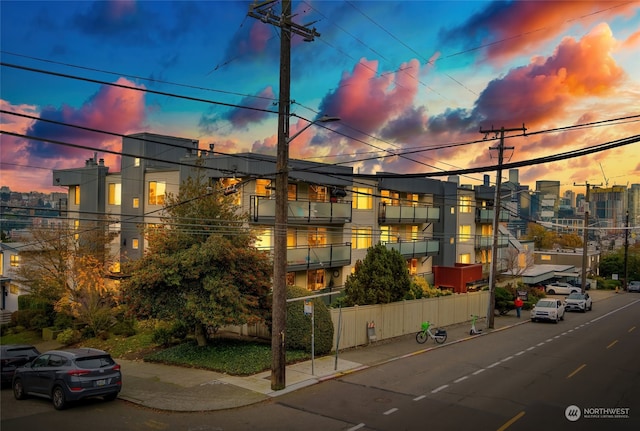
[416,321,447,344]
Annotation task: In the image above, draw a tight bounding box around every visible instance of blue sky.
[1,0,639,193]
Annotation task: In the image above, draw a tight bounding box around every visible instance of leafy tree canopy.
[341,243,411,305]
[122,169,273,345]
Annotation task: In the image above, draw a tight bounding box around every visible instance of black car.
[0,344,40,386]
[12,348,122,410]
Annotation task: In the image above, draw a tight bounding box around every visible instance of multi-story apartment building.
[48,133,518,295]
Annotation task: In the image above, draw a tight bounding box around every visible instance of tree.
[122,170,273,346]
[502,247,534,278]
[11,218,119,331]
[341,243,411,305]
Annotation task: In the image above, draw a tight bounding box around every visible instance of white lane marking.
[432,384,449,393]
[526,346,535,351]
[501,355,514,362]
[454,376,469,383]
[515,350,525,356]
[537,342,545,346]
[472,369,486,375]
[487,361,501,368]
[413,395,426,401]
[383,408,399,415]
[347,423,366,431]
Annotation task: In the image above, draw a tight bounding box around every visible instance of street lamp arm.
[286,115,340,144]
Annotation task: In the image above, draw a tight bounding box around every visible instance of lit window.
[132,239,139,249]
[459,253,471,264]
[287,229,297,247]
[459,195,471,213]
[409,258,417,275]
[287,184,297,200]
[352,227,372,249]
[74,220,80,240]
[10,255,20,267]
[406,193,419,206]
[458,225,471,243]
[134,157,140,167]
[74,186,80,205]
[307,269,325,291]
[255,179,272,197]
[352,187,372,209]
[148,181,166,206]
[133,198,140,209]
[481,225,492,236]
[541,254,551,261]
[10,283,19,295]
[308,228,326,247]
[256,228,273,250]
[108,183,121,205]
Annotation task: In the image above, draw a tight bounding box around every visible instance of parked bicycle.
[416,321,447,344]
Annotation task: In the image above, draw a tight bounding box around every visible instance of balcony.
[250,196,351,224]
[383,238,440,258]
[475,235,509,249]
[475,208,509,223]
[286,243,352,271]
[378,203,440,224]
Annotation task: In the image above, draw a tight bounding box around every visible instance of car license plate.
[96,379,106,387]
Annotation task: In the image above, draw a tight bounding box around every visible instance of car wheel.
[104,392,118,402]
[52,386,67,410]
[548,289,555,295]
[531,318,536,323]
[13,378,27,400]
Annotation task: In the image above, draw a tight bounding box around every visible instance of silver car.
[564,292,592,312]
[13,348,121,410]
[628,281,640,292]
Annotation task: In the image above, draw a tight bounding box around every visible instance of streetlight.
[272,114,340,390]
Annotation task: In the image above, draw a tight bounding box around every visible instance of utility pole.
[480,125,523,329]
[624,210,629,291]
[574,182,600,293]
[248,0,320,391]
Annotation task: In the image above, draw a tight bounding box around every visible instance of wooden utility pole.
[248,0,320,391]
[574,182,600,293]
[480,125,523,329]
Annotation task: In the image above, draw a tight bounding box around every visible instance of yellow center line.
[607,340,618,349]
[497,411,525,431]
[567,363,587,379]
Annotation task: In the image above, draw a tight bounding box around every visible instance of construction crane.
[599,163,609,187]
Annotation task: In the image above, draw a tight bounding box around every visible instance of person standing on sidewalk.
[514,296,524,318]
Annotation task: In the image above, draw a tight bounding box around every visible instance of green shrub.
[152,327,173,347]
[56,328,82,346]
[53,312,75,330]
[112,320,137,337]
[494,286,514,315]
[12,309,47,329]
[29,313,50,330]
[170,320,189,340]
[286,285,334,355]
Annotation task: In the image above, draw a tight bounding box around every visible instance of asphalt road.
[2,293,639,431]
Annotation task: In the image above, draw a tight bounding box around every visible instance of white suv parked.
[531,299,565,323]
[564,292,592,312]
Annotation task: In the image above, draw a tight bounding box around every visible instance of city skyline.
[1,1,639,194]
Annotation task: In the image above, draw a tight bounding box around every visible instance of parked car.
[545,281,580,295]
[1,344,40,387]
[531,298,565,323]
[12,348,121,410]
[627,281,640,292]
[564,292,592,312]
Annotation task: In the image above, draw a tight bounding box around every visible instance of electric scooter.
[470,314,483,335]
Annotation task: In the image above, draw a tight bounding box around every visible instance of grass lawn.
[1,329,311,376]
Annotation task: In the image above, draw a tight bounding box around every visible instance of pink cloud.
[1,78,147,192]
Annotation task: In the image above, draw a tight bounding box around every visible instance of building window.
[286,272,295,286]
[255,179,272,197]
[480,249,492,264]
[352,187,372,210]
[458,225,471,243]
[74,186,80,205]
[134,157,140,167]
[133,197,140,209]
[406,193,419,206]
[132,239,139,249]
[256,228,273,250]
[408,258,418,275]
[380,225,399,243]
[10,255,20,267]
[287,184,297,200]
[287,229,297,247]
[459,253,471,264]
[10,283,19,295]
[381,190,399,206]
[352,227,372,249]
[481,224,492,236]
[74,219,80,240]
[148,181,166,206]
[108,183,121,205]
[309,185,327,202]
[541,254,551,261]
[459,195,471,213]
[307,269,325,291]
[308,228,326,247]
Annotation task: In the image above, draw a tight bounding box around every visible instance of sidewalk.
[40,289,620,412]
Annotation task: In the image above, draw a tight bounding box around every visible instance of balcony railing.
[383,238,440,258]
[474,235,509,249]
[475,208,509,223]
[250,196,351,224]
[286,243,352,271]
[378,203,440,224]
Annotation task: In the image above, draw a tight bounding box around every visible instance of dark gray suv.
[12,348,122,410]
[1,344,40,386]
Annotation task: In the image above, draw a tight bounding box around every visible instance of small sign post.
[304,300,315,375]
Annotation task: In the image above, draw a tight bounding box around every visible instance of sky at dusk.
[1,0,639,195]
